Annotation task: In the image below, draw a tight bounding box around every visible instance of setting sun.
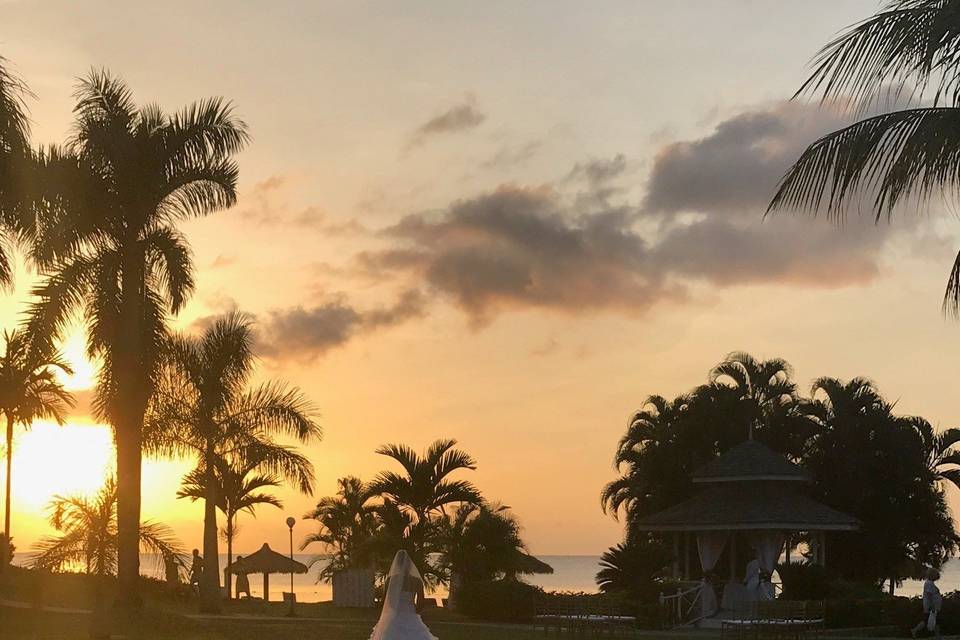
[8,421,114,513]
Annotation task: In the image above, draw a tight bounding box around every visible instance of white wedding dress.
[369,550,438,640]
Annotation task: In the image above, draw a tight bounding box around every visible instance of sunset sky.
[2,0,960,560]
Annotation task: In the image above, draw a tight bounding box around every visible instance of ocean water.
[12,553,950,603]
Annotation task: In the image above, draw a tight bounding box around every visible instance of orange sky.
[2,1,960,560]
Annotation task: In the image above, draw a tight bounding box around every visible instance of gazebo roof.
[226,543,308,575]
[692,439,809,484]
[631,484,860,532]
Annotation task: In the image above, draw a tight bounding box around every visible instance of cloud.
[256,289,427,361]
[405,97,486,151]
[363,184,681,325]
[358,99,909,326]
[237,174,369,236]
[642,102,849,216]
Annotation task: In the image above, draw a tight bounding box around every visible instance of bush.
[455,578,543,622]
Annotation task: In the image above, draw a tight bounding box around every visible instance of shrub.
[455,578,543,622]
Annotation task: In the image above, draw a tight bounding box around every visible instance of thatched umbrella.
[517,552,554,576]
[226,543,307,602]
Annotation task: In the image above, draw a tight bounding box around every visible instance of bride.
[370,550,438,640]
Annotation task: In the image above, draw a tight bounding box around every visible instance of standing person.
[369,550,437,640]
[234,557,251,599]
[189,549,204,594]
[913,568,943,638]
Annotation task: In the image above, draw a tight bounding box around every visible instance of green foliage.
[366,439,483,584]
[301,476,378,581]
[437,503,546,586]
[29,477,186,576]
[454,578,542,622]
[768,0,960,312]
[604,352,960,589]
[595,537,672,602]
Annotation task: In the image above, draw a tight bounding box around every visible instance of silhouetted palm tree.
[368,439,481,590]
[23,70,248,607]
[177,455,283,598]
[0,328,73,570]
[436,502,546,595]
[369,439,482,524]
[595,538,671,600]
[601,394,690,520]
[145,312,319,612]
[31,477,184,576]
[0,55,32,281]
[900,416,960,491]
[302,476,378,582]
[769,0,960,312]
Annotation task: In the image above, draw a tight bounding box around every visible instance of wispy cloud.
[255,289,427,362]
[404,96,486,152]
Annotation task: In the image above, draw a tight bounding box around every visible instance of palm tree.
[30,477,185,576]
[368,439,481,588]
[176,455,284,598]
[900,416,960,491]
[0,55,32,281]
[436,502,548,602]
[601,394,692,522]
[145,312,320,612]
[768,0,960,312]
[301,476,378,582]
[23,70,248,607]
[0,329,73,570]
[595,538,672,600]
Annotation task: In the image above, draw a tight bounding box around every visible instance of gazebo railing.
[659,582,703,627]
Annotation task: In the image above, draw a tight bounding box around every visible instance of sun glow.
[6,421,115,514]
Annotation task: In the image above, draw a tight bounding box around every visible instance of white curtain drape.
[696,532,729,618]
[749,531,784,601]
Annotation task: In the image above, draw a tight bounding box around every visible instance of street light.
[286,516,296,617]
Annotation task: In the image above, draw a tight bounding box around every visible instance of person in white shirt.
[912,568,942,639]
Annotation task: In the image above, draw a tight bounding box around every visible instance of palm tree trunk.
[223,511,233,600]
[2,413,13,571]
[114,254,146,609]
[200,444,221,613]
[115,401,144,608]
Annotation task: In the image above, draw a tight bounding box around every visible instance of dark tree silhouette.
[0,329,73,570]
[769,0,960,313]
[22,70,248,607]
[146,312,319,612]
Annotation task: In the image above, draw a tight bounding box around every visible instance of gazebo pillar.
[785,534,791,565]
[728,533,737,580]
[263,572,270,602]
[683,533,691,580]
[672,533,680,579]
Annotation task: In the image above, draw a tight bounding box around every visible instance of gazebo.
[632,439,858,620]
[226,543,308,602]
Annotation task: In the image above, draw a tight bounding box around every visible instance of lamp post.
[286,516,296,617]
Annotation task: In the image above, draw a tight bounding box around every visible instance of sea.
[12,553,953,603]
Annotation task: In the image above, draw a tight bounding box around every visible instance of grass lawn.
[1,606,546,640]
[0,568,545,640]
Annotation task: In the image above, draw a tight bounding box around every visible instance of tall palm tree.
[145,312,320,612]
[0,55,32,280]
[369,439,481,525]
[601,394,691,521]
[900,416,960,491]
[768,0,960,312]
[177,455,284,598]
[0,328,73,570]
[22,70,248,606]
[30,477,185,576]
[301,476,378,582]
[368,439,481,587]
